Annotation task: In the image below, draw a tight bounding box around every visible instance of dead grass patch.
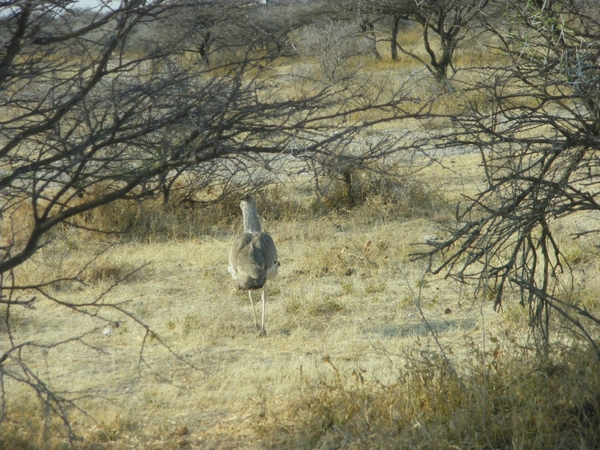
[5,339,597,449]
[2,60,599,450]
[314,167,452,224]
[2,216,599,450]
[263,344,600,449]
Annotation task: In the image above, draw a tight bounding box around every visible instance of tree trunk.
[391,15,401,61]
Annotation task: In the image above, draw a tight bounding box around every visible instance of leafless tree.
[298,20,374,81]
[396,0,491,81]
[415,0,600,356]
[0,0,421,438]
[162,0,325,65]
[345,0,490,80]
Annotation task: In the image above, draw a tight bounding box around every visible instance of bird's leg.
[249,291,259,329]
[258,283,267,338]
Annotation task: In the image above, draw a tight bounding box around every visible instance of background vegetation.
[2,0,600,448]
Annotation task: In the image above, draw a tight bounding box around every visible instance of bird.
[228,194,278,337]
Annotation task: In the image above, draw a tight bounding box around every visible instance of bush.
[265,343,600,449]
[315,164,448,221]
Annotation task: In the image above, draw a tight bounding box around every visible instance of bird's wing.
[229,233,249,275]
[253,232,277,267]
[230,233,265,288]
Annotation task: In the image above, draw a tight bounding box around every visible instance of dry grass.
[2,34,600,450]
[3,151,596,449]
[3,155,600,449]
[265,344,600,449]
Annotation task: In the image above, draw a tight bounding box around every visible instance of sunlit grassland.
[1,184,494,446]
[4,150,600,448]
[2,32,600,450]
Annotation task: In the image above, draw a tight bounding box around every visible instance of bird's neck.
[243,209,262,233]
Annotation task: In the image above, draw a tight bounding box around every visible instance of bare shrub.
[298,21,371,81]
[419,0,600,354]
[314,165,448,221]
[266,344,600,449]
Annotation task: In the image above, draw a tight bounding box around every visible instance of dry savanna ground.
[2,26,600,448]
[3,150,600,449]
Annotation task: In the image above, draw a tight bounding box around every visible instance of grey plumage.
[228,195,278,337]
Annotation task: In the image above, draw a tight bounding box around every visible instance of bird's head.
[240,194,257,210]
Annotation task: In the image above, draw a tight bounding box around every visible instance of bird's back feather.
[229,231,278,290]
